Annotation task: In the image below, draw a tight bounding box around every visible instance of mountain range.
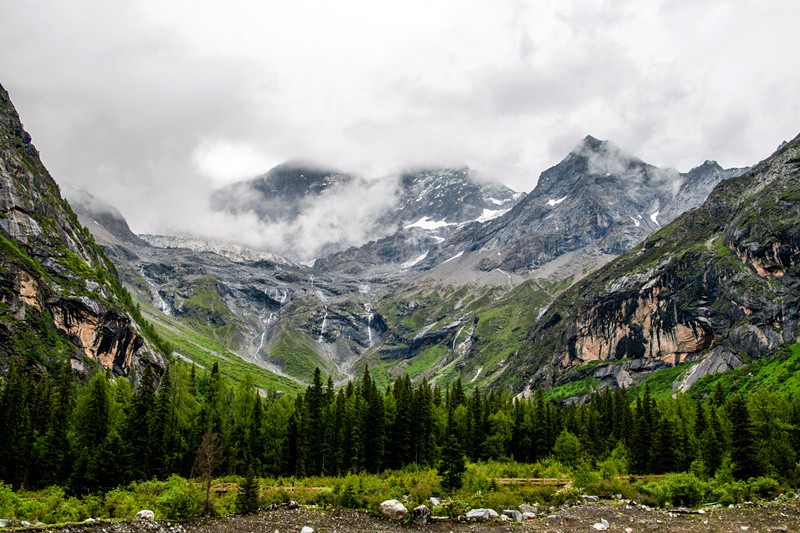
[2,80,797,404]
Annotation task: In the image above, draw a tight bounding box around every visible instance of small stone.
[287,500,300,509]
[500,515,511,522]
[625,528,633,533]
[582,495,600,503]
[83,517,96,523]
[592,518,609,530]
[522,512,536,520]
[703,520,709,526]
[698,509,706,514]
[740,527,749,531]
[487,509,499,519]
[503,509,522,522]
[136,510,156,521]
[429,497,440,506]
[301,527,314,533]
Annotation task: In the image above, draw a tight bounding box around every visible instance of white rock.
[523,512,537,520]
[136,510,156,521]
[379,499,408,521]
[593,518,610,530]
[301,527,314,533]
[488,508,499,519]
[429,496,440,506]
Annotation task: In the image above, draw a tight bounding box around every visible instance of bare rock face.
[0,83,165,376]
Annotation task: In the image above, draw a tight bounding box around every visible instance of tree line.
[1,358,799,495]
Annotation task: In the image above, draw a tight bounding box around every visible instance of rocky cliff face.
[510,134,800,393]
[0,83,166,376]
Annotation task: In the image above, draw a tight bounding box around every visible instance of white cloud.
[0,0,798,253]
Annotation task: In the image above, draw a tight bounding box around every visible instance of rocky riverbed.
[10,501,800,533]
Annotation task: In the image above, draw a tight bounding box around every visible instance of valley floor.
[21,503,800,532]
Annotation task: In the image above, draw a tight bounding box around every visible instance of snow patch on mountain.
[650,210,660,225]
[405,217,457,230]
[547,195,568,206]
[476,208,511,223]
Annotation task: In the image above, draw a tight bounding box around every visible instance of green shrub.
[44,497,86,524]
[712,480,749,506]
[0,483,21,518]
[155,476,202,519]
[337,475,364,509]
[749,477,781,500]
[639,473,709,507]
[573,461,601,488]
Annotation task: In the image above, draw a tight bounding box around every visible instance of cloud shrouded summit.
[0,0,798,254]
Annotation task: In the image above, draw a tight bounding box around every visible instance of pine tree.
[439,408,466,490]
[236,464,260,514]
[726,394,760,480]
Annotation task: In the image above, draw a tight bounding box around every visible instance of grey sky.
[1,0,798,254]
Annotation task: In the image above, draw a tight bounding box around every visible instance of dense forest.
[2,356,799,497]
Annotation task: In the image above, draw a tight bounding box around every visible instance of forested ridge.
[2,351,799,497]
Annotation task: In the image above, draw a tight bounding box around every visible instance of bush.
[572,461,601,488]
[711,480,748,506]
[155,476,202,519]
[0,483,21,518]
[749,477,781,500]
[44,497,87,524]
[639,473,709,507]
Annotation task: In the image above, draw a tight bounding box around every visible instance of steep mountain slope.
[507,133,800,394]
[420,136,745,277]
[0,84,166,376]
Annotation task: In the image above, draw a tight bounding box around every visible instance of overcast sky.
[1,0,799,251]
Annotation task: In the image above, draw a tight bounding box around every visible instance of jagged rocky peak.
[419,134,745,276]
[391,166,520,227]
[0,83,166,377]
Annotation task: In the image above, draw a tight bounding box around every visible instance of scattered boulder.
[287,500,300,509]
[523,512,537,520]
[503,509,523,522]
[380,499,408,521]
[488,509,499,519]
[593,518,610,530]
[412,504,432,525]
[582,495,600,503]
[519,503,537,514]
[136,510,156,521]
[300,527,314,533]
[429,496,441,506]
[466,509,491,521]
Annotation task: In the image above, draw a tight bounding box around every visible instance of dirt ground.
[18,501,800,533]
